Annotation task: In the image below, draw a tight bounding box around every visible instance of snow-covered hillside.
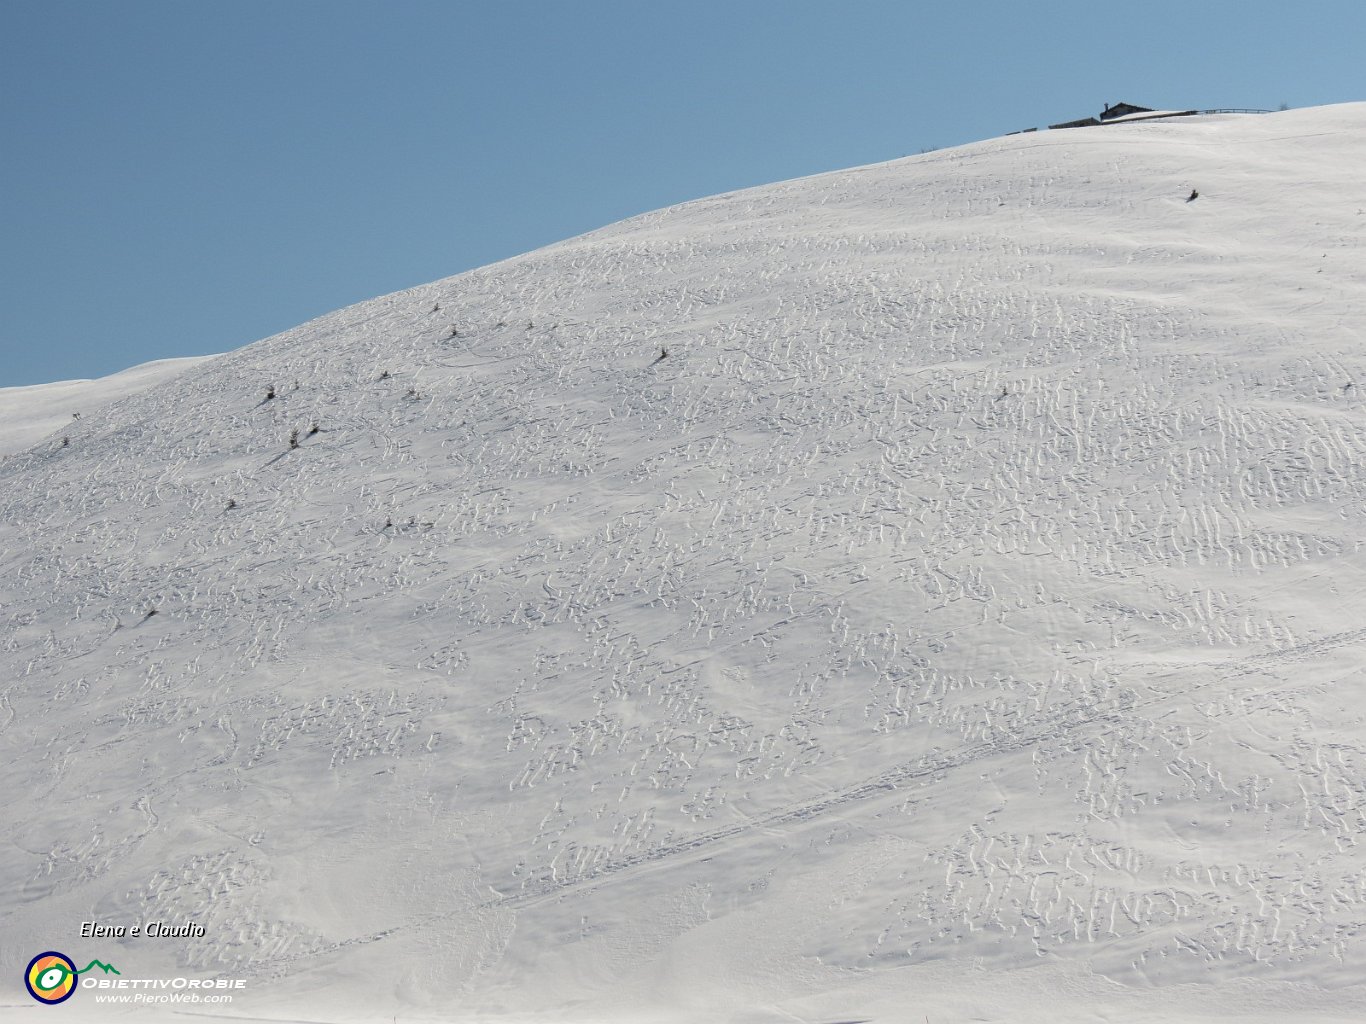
[3,104,1366,1024]
[0,356,215,457]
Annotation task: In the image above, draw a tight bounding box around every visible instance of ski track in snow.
[2,105,1366,1022]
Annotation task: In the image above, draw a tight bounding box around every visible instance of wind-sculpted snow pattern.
[3,105,1366,1023]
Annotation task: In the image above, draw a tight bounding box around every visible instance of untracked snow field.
[3,104,1366,1023]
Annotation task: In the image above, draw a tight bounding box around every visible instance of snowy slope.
[0,356,214,457]
[3,104,1366,1024]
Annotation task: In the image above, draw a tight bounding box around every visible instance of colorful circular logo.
[25,951,78,1004]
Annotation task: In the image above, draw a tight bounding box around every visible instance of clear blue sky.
[2,0,1362,387]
